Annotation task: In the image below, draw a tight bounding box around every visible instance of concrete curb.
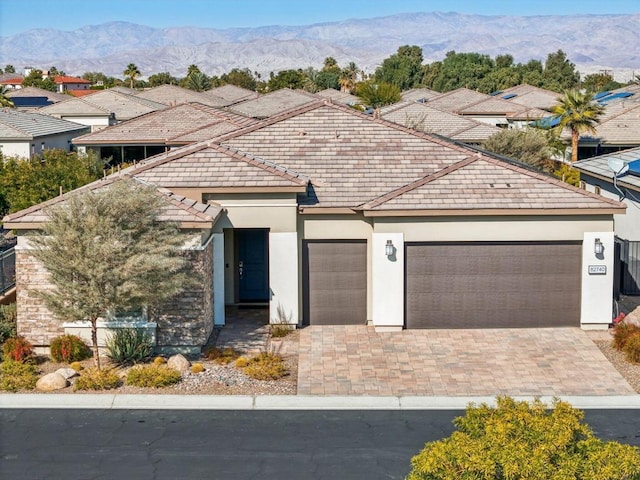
[2,394,640,410]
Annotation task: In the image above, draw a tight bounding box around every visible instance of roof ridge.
[598,102,640,124]
[359,156,479,210]
[211,144,309,185]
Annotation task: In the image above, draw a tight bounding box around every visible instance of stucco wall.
[0,131,88,159]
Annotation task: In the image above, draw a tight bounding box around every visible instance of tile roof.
[0,109,89,139]
[68,90,98,98]
[0,78,24,86]
[361,156,622,211]
[203,85,259,104]
[500,85,559,110]
[424,88,491,112]
[456,96,547,119]
[581,104,640,146]
[228,88,319,118]
[6,86,69,103]
[2,176,221,227]
[73,102,256,145]
[39,90,166,121]
[380,101,501,143]
[401,87,441,103]
[315,88,360,105]
[134,85,228,108]
[53,75,91,84]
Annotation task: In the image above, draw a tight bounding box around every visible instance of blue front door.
[237,229,269,302]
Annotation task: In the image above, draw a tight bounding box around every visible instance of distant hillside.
[1,12,638,79]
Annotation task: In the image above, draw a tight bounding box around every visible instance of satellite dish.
[608,158,630,176]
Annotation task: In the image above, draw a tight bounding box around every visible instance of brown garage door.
[303,240,367,325]
[406,242,582,328]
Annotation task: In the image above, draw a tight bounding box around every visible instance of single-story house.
[3,100,625,352]
[0,110,90,157]
[228,88,319,119]
[52,75,92,93]
[575,147,640,294]
[134,84,230,108]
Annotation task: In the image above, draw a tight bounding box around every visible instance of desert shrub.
[191,362,205,374]
[74,367,121,391]
[153,356,167,365]
[270,304,294,338]
[623,333,640,364]
[238,352,288,381]
[407,396,640,480]
[0,360,38,392]
[612,322,640,351]
[2,336,33,363]
[126,364,182,388]
[203,346,239,364]
[105,328,154,365]
[235,357,249,368]
[69,361,84,372]
[0,303,17,344]
[49,334,91,363]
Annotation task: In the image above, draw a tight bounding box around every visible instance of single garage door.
[406,241,582,328]
[303,240,367,325]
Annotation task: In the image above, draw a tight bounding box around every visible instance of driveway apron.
[297,326,634,396]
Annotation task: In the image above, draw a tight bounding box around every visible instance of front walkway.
[297,326,635,396]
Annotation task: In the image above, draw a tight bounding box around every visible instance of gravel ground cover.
[593,336,640,393]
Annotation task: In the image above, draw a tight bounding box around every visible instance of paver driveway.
[297,326,634,396]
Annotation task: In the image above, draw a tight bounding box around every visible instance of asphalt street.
[0,409,638,479]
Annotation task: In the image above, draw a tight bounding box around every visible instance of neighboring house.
[380,100,501,144]
[5,86,69,110]
[454,96,548,128]
[0,77,24,90]
[400,87,441,103]
[315,88,360,106]
[73,102,256,164]
[3,101,624,352]
[574,147,640,294]
[0,109,89,157]
[496,84,559,111]
[53,75,92,93]
[422,87,492,113]
[203,84,259,104]
[134,84,229,108]
[228,88,319,119]
[38,90,167,131]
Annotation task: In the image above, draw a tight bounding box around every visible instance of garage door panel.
[406,242,582,328]
[303,241,367,326]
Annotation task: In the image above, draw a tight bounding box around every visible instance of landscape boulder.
[36,372,69,391]
[55,368,79,381]
[624,306,640,327]
[167,354,190,373]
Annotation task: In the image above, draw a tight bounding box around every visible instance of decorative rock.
[36,372,69,391]
[55,368,79,380]
[167,354,191,373]
[624,307,640,327]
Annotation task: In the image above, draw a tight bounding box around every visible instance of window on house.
[595,186,601,195]
[579,181,586,190]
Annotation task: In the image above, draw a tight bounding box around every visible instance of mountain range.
[1,12,639,80]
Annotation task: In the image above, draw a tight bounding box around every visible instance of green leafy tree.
[375,45,424,90]
[429,51,495,92]
[582,73,623,93]
[220,68,259,91]
[47,66,64,76]
[356,81,401,108]
[21,69,56,92]
[266,69,307,91]
[28,179,195,369]
[0,85,15,108]
[550,89,605,162]
[0,149,102,216]
[408,397,640,480]
[123,63,141,89]
[4,65,15,74]
[148,71,178,87]
[542,49,580,92]
[481,127,553,171]
[82,72,120,89]
[314,70,340,91]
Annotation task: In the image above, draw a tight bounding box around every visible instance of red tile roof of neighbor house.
[0,78,23,85]
[53,75,91,84]
[68,89,98,97]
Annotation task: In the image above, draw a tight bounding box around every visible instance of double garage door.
[406,242,582,328]
[303,240,582,328]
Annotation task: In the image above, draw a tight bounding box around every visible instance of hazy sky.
[1,0,639,36]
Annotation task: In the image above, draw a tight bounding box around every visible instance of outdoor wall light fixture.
[594,238,604,255]
[385,240,394,257]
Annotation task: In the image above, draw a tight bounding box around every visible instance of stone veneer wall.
[15,234,214,350]
[15,248,64,346]
[151,237,214,349]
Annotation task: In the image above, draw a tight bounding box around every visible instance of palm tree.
[123,63,141,89]
[185,71,211,92]
[550,90,605,162]
[0,85,15,108]
[339,62,360,93]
